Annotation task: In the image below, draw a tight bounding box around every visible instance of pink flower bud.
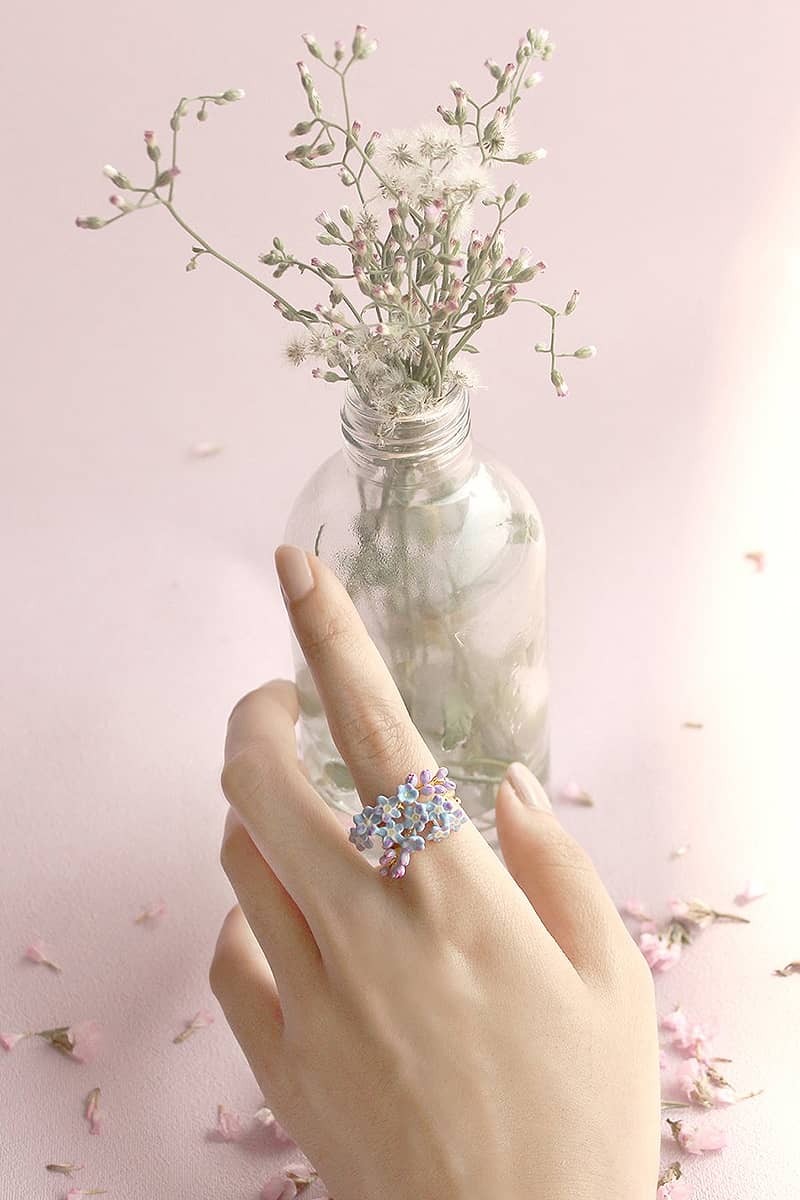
[551,369,568,398]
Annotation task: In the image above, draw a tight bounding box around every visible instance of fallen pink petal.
[657,1163,691,1199]
[735,880,767,906]
[661,1007,689,1041]
[639,931,682,973]
[560,778,593,806]
[85,1087,103,1135]
[23,939,62,971]
[657,1180,692,1200]
[213,1104,246,1142]
[254,1106,295,1144]
[32,1021,102,1062]
[744,549,766,572]
[622,898,651,921]
[669,1117,729,1154]
[285,1165,317,1187]
[260,1176,297,1200]
[1,1031,29,1051]
[68,1021,103,1064]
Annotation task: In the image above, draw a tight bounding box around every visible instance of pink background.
[2,1,799,1196]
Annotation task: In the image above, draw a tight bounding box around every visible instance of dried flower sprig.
[626,897,750,974]
[774,960,800,977]
[657,1161,692,1199]
[668,898,750,928]
[46,1164,85,1177]
[133,901,167,925]
[261,1166,318,1200]
[173,1008,214,1043]
[734,879,767,906]
[1,1020,102,1062]
[212,1104,246,1142]
[23,938,62,971]
[744,550,766,572]
[660,1005,763,1110]
[666,1117,728,1155]
[75,25,593,425]
[254,1105,294,1143]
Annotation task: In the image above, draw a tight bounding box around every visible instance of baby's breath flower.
[144,129,160,161]
[284,335,309,366]
[551,367,568,397]
[76,23,591,407]
[301,33,322,59]
[102,164,131,188]
[352,24,377,59]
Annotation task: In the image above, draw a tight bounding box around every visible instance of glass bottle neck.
[340,386,473,489]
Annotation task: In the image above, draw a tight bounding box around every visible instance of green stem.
[157,199,312,325]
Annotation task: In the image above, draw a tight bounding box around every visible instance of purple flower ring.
[348,767,467,879]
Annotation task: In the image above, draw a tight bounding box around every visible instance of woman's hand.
[210,544,661,1200]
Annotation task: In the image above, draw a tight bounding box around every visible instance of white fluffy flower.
[283,335,309,366]
[445,354,483,392]
[371,122,491,235]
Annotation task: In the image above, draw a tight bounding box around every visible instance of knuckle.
[531,821,595,875]
[300,604,356,665]
[219,819,252,877]
[226,686,261,727]
[208,949,226,999]
[626,939,657,996]
[220,748,265,808]
[338,700,414,765]
[208,939,234,1000]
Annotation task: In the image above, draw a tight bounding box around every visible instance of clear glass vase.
[283,384,549,825]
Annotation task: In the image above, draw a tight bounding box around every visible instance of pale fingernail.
[507,761,552,811]
[275,544,315,604]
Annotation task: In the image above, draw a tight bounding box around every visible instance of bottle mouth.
[341,383,471,467]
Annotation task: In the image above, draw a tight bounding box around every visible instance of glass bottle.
[284,384,548,826]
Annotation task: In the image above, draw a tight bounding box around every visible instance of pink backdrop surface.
[2,1,799,1197]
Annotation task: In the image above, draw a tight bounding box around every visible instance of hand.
[211,544,661,1200]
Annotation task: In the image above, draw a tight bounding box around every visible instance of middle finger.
[274,544,501,886]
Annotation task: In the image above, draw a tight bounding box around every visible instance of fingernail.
[275,544,315,604]
[507,761,552,811]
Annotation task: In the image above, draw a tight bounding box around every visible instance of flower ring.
[348,767,468,879]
